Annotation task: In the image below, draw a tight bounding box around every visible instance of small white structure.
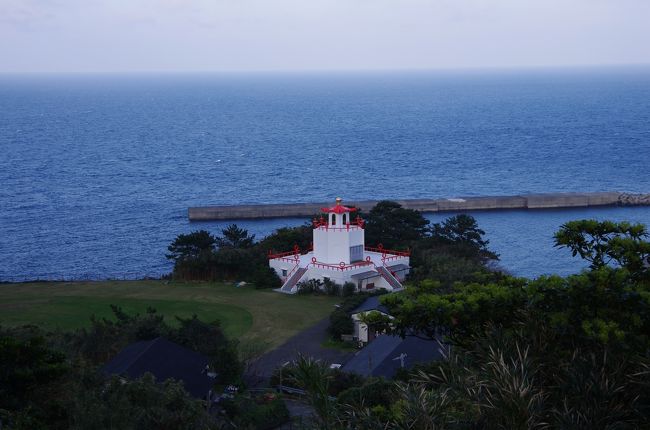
[349,296,394,344]
[269,198,410,294]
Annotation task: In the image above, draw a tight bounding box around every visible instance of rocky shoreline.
[618,193,650,206]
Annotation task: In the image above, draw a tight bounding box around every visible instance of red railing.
[381,254,409,263]
[312,216,365,230]
[283,262,300,280]
[268,250,299,259]
[268,244,303,260]
[274,256,300,263]
[314,225,364,232]
[309,260,374,272]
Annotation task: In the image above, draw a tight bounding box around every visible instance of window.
[349,245,363,262]
[331,214,336,225]
[366,282,375,290]
[281,269,287,277]
[342,213,347,224]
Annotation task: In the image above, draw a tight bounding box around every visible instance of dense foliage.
[363,200,430,249]
[166,224,306,286]
[222,393,290,430]
[327,294,373,340]
[278,220,650,429]
[0,307,249,429]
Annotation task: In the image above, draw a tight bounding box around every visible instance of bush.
[223,394,290,430]
[270,364,363,397]
[327,294,371,340]
[297,280,363,298]
[250,266,282,289]
[328,308,354,340]
[342,282,357,297]
[337,377,394,408]
[296,279,323,295]
[329,369,365,396]
[323,278,341,296]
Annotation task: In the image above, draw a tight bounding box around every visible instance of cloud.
[0,0,649,72]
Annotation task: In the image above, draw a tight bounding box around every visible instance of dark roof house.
[101,337,214,399]
[341,334,444,379]
[350,296,390,315]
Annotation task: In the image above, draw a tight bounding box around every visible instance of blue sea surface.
[1,68,649,280]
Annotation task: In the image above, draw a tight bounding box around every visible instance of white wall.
[351,310,392,343]
[269,259,297,280]
[312,221,365,265]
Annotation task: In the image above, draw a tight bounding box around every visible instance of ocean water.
[1,68,649,281]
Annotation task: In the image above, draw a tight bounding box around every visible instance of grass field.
[0,281,340,351]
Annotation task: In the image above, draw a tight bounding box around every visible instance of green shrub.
[329,369,365,396]
[337,377,395,409]
[328,308,354,340]
[323,278,341,296]
[250,266,281,289]
[342,282,357,297]
[296,279,323,295]
[223,394,289,430]
[328,294,375,340]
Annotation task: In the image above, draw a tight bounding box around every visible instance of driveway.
[246,317,354,385]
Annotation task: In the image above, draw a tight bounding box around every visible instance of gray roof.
[350,296,389,315]
[342,335,444,378]
[387,263,409,271]
[350,270,380,281]
[101,337,214,399]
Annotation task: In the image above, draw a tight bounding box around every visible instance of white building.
[269,198,410,294]
[348,296,394,344]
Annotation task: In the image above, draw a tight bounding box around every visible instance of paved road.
[246,317,354,385]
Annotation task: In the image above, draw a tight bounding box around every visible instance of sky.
[1,0,649,73]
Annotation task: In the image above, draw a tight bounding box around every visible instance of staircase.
[279,267,308,294]
[375,266,403,290]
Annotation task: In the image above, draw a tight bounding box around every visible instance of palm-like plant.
[289,355,337,429]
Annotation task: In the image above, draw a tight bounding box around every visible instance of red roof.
[321,198,357,214]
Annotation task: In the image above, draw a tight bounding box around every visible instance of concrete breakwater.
[188,192,650,221]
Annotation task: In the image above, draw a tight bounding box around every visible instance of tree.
[0,329,68,412]
[383,220,650,353]
[250,265,282,289]
[166,230,217,263]
[408,214,499,286]
[69,305,168,364]
[169,315,242,385]
[289,355,337,429]
[430,214,498,261]
[167,227,259,280]
[68,373,217,430]
[327,294,370,340]
[256,225,313,255]
[212,247,254,280]
[364,201,429,249]
[554,219,650,278]
[215,224,256,249]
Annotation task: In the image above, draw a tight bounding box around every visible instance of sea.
[1,67,649,281]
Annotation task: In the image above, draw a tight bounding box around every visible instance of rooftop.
[101,337,214,398]
[341,334,444,378]
[321,197,358,214]
[351,295,390,315]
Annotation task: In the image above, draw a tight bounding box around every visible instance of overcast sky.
[1,0,649,73]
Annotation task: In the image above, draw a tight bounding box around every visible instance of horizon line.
[1,62,649,76]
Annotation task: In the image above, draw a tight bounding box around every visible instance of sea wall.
[188,192,650,221]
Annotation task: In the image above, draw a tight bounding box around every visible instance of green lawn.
[0,281,340,351]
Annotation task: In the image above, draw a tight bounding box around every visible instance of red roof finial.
[321,197,357,214]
